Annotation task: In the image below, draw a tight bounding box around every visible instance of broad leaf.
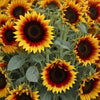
[26,66,39,82]
[7,55,25,71]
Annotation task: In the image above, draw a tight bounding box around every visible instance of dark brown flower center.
[64,7,78,24]
[17,93,32,100]
[0,72,7,89]
[5,29,15,42]
[89,6,98,20]
[13,6,25,18]
[24,21,45,42]
[77,41,92,59]
[48,2,57,8]
[82,80,94,94]
[49,66,68,84]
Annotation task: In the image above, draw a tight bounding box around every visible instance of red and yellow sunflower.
[38,0,61,8]
[61,0,86,31]
[0,0,10,9]
[74,35,100,66]
[0,68,9,97]
[79,72,100,100]
[0,20,18,53]
[41,59,77,94]
[0,62,6,69]
[7,0,31,19]
[14,11,54,53]
[0,13,9,28]
[5,84,39,100]
[85,0,100,24]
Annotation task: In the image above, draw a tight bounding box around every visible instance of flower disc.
[85,0,100,24]
[0,20,18,53]
[41,59,77,94]
[5,84,39,100]
[61,0,85,31]
[7,0,31,19]
[79,72,100,100]
[75,35,100,66]
[14,11,54,53]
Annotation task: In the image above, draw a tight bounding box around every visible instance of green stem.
[59,24,69,58]
[46,49,50,63]
[53,94,58,100]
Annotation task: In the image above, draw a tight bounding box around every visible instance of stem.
[46,49,50,63]
[53,94,58,100]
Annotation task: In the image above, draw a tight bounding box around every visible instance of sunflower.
[7,0,31,19]
[79,72,100,100]
[0,20,18,54]
[0,68,8,97]
[38,0,61,8]
[0,0,10,9]
[0,62,6,69]
[74,35,100,66]
[5,84,39,100]
[85,0,100,24]
[88,22,98,35]
[61,0,86,31]
[41,59,77,94]
[0,13,9,28]
[26,0,38,4]
[96,32,100,40]
[63,0,88,5]
[14,11,54,53]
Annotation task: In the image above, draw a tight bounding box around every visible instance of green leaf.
[26,66,39,82]
[7,55,25,71]
[40,92,52,100]
[79,23,87,33]
[15,76,26,85]
[60,93,74,100]
[30,53,45,63]
[54,38,71,50]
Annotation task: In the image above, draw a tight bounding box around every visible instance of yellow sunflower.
[0,13,9,28]
[0,68,8,97]
[96,32,100,40]
[79,72,100,100]
[5,84,39,100]
[41,59,77,94]
[88,22,99,35]
[0,0,10,9]
[74,35,100,66]
[14,11,54,53]
[26,0,38,4]
[7,0,31,19]
[0,62,6,69]
[38,0,61,8]
[85,0,100,24]
[61,0,86,31]
[63,0,88,5]
[0,20,18,54]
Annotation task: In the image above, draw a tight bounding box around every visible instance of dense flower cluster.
[0,0,100,100]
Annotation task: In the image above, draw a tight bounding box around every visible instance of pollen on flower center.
[0,72,7,89]
[24,21,45,42]
[89,6,98,20]
[17,93,32,100]
[64,7,78,23]
[49,66,68,83]
[5,29,15,42]
[78,41,92,58]
[13,6,25,18]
